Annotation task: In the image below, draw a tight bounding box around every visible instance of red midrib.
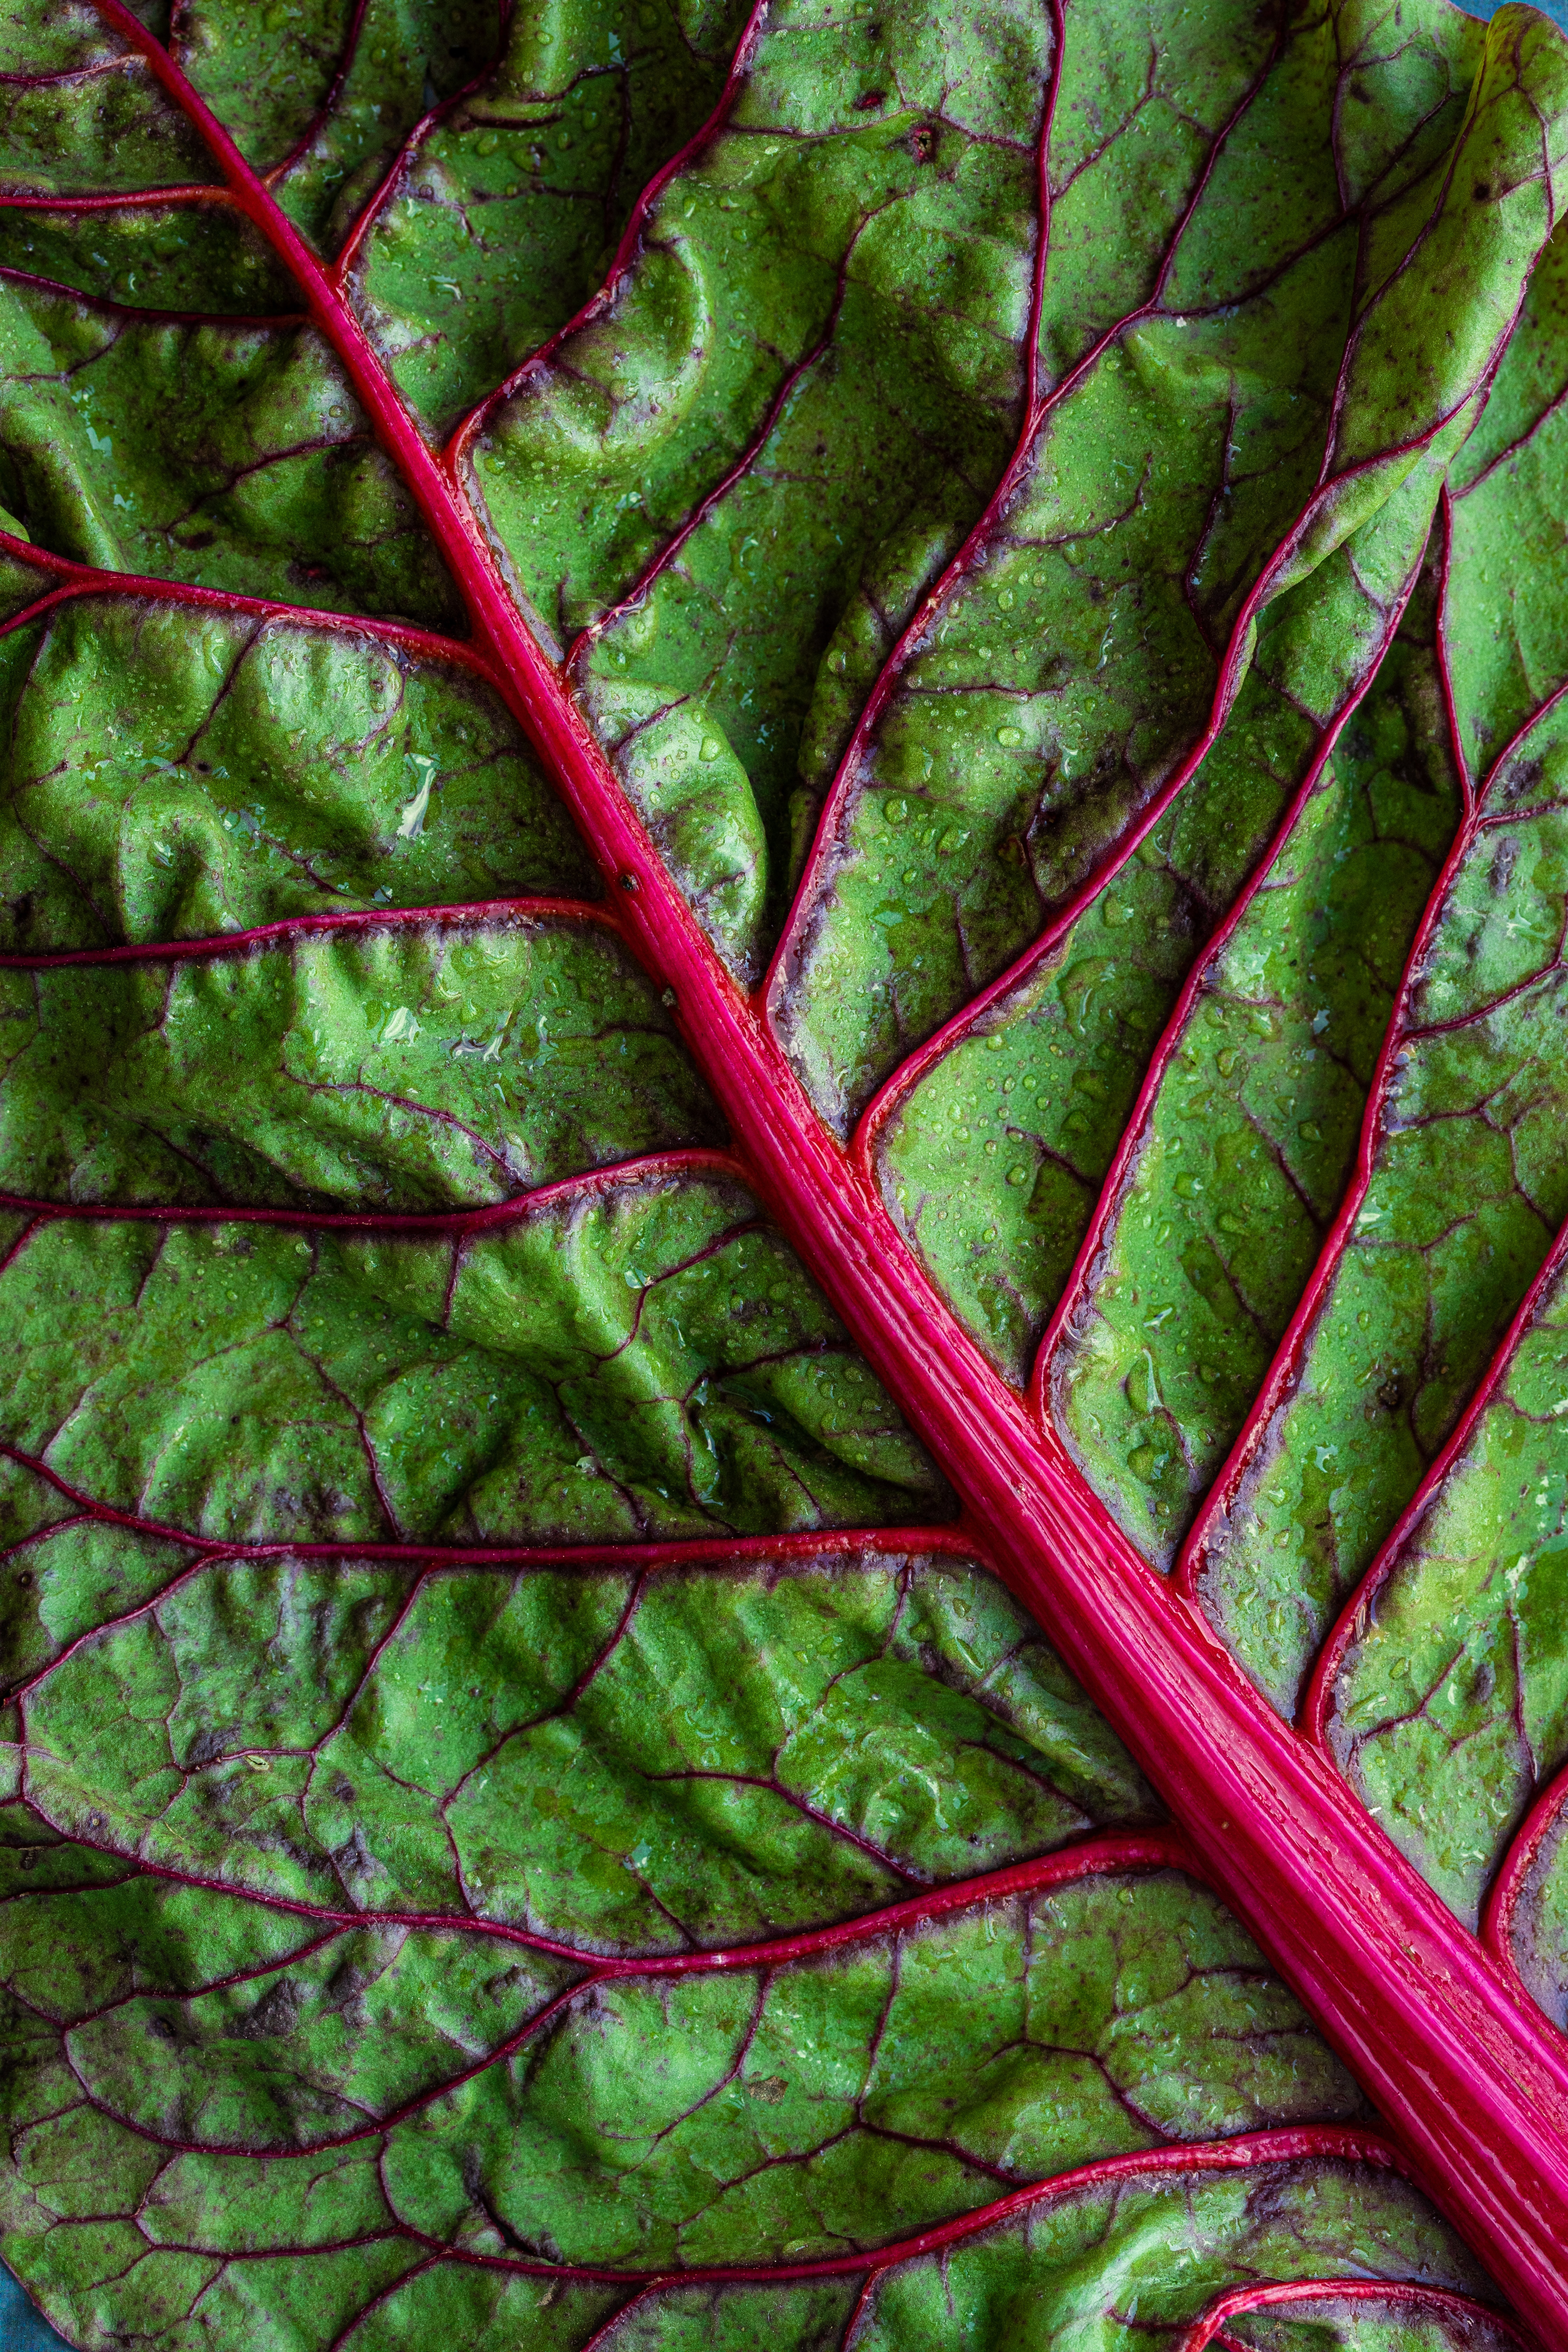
[72,7,1568,2340]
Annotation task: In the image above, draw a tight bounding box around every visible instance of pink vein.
[1485,1758,1568,1997]
[0,1485,973,1574]
[1173,2277,1527,2352]
[10,1827,1189,1988]
[0,896,612,969]
[1028,523,1428,1420]
[1300,1212,1568,1749]
[272,2129,1415,2352]
[0,1143,741,1234]
[1175,513,1568,1609]
[0,186,231,211]
[0,533,503,680]
[772,16,1306,1032]
[845,57,1538,1157]
[444,0,772,467]
[1,1522,981,1706]
[384,2129,1406,2287]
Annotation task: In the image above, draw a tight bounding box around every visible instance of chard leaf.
[5,1,1568,2348]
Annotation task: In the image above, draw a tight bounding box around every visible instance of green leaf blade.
[3,0,1568,2341]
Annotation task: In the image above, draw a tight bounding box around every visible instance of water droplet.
[996,724,1023,747]
[699,735,722,761]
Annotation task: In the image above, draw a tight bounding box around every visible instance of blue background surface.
[1475,0,1568,22]
[0,2269,68,2351]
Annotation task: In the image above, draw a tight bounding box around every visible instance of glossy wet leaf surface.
[4,0,1568,2346]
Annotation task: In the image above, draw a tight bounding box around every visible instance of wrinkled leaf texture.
[5,0,1568,2347]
